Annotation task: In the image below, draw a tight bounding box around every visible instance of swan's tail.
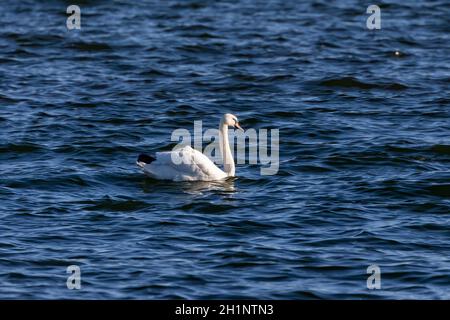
[136,153,156,168]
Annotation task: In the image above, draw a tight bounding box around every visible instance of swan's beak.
[235,122,244,131]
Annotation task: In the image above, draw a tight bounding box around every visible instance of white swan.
[137,113,243,181]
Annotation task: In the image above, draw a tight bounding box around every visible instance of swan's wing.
[140,146,227,181]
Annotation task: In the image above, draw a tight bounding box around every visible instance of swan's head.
[222,113,243,131]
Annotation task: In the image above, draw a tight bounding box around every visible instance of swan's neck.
[219,121,235,177]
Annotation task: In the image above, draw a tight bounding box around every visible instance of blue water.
[0,0,449,299]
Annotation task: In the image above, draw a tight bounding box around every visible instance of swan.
[136,113,243,181]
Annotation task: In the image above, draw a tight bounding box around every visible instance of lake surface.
[0,0,449,299]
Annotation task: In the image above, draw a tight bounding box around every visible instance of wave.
[316,76,409,90]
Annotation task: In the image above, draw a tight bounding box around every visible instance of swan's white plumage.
[137,146,228,181]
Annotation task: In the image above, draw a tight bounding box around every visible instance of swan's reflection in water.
[141,177,236,196]
[181,178,236,195]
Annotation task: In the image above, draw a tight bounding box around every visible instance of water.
[0,0,449,299]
